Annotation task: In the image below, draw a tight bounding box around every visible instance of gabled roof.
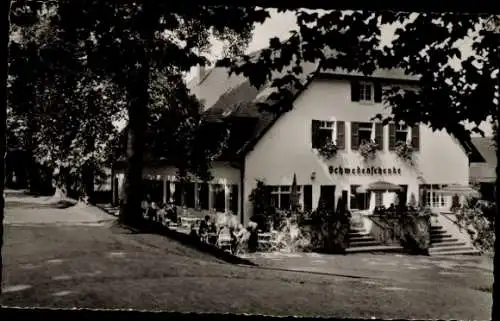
[192,59,484,162]
[193,59,320,159]
[470,136,496,183]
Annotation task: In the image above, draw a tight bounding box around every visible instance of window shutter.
[351,122,360,150]
[388,123,396,151]
[166,181,171,202]
[336,121,345,150]
[230,185,239,214]
[411,125,420,151]
[199,183,209,210]
[303,185,312,212]
[374,82,382,103]
[375,123,383,150]
[351,81,360,102]
[311,119,321,148]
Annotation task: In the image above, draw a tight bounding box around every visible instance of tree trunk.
[1,0,12,296]
[119,50,149,226]
[82,134,95,203]
[82,164,94,203]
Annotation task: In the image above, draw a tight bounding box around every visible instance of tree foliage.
[9,1,125,197]
[215,10,497,319]
[144,72,230,182]
[43,2,266,222]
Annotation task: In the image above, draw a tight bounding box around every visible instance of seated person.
[198,215,211,243]
[148,201,158,221]
[141,197,151,218]
[156,202,166,225]
[166,202,178,223]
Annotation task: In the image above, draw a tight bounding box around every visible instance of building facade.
[243,74,471,221]
[113,64,482,224]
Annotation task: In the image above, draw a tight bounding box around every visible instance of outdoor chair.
[217,229,232,252]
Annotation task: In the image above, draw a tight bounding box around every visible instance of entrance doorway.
[398,184,408,206]
[319,185,336,210]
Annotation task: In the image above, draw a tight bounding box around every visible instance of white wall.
[243,78,470,223]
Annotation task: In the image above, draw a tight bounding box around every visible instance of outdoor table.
[180,216,201,229]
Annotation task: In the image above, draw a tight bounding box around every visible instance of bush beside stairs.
[429,224,481,256]
[346,226,404,254]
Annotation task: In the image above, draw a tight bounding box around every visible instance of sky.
[185,9,492,137]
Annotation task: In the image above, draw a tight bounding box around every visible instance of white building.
[112,58,484,224]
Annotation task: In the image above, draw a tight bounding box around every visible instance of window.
[173,182,182,206]
[358,123,373,145]
[359,83,373,102]
[419,184,449,208]
[375,192,383,207]
[184,182,196,208]
[311,120,334,149]
[229,185,239,214]
[395,125,409,144]
[351,81,382,103]
[199,183,209,210]
[312,120,346,150]
[351,122,383,151]
[270,185,302,210]
[389,123,411,150]
[350,185,371,210]
[432,189,440,206]
[143,179,163,203]
[211,184,226,212]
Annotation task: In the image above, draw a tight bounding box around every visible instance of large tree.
[8,1,125,199]
[145,72,229,183]
[217,10,497,319]
[51,2,269,225]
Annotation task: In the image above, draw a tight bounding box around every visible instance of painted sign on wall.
[329,166,402,175]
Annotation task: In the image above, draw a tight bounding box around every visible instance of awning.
[436,184,480,197]
[356,181,403,193]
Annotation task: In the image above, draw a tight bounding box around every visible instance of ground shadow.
[110,220,257,267]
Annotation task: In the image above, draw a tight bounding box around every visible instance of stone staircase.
[428,224,481,256]
[346,226,404,254]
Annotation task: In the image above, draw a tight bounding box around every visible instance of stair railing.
[365,214,401,246]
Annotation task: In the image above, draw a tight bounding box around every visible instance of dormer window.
[351,81,382,103]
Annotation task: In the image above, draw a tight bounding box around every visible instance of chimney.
[197,64,206,84]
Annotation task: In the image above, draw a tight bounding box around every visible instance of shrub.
[453,199,495,253]
[359,140,379,161]
[307,196,351,254]
[318,141,338,159]
[450,194,461,212]
[408,192,417,209]
[398,212,431,255]
[394,140,414,164]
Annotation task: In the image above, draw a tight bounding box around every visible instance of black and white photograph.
[0,2,498,320]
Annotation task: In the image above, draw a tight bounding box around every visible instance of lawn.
[1,222,492,320]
